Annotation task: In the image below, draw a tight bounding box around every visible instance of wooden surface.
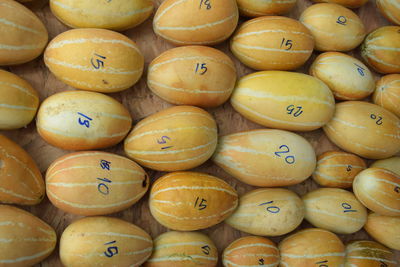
[1,0,399,266]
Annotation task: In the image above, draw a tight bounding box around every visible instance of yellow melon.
[124,105,217,171]
[230,16,314,70]
[364,213,400,251]
[377,0,400,26]
[46,151,149,216]
[373,74,400,117]
[0,205,56,266]
[44,28,144,93]
[0,0,48,65]
[36,90,132,150]
[236,0,296,17]
[371,157,400,175]
[0,69,39,130]
[345,240,397,267]
[149,171,238,231]
[0,134,44,205]
[311,0,367,8]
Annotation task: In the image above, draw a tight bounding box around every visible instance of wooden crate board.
[0,0,399,265]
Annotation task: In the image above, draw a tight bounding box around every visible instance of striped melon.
[226,188,304,236]
[36,90,132,150]
[236,0,297,17]
[361,26,400,74]
[373,74,400,117]
[0,205,56,266]
[147,46,236,108]
[0,69,39,130]
[0,0,48,65]
[371,156,400,175]
[323,101,400,159]
[46,151,149,216]
[377,0,400,26]
[300,3,366,51]
[345,240,397,267]
[303,188,367,234]
[312,151,366,188]
[60,216,153,266]
[222,236,279,267]
[230,71,335,131]
[149,171,238,231]
[44,28,144,93]
[50,0,153,31]
[144,231,218,266]
[353,168,400,216]
[309,52,375,100]
[364,213,400,251]
[124,105,217,171]
[311,0,367,8]
[279,228,345,266]
[212,129,316,187]
[0,134,44,205]
[230,16,314,70]
[153,0,238,45]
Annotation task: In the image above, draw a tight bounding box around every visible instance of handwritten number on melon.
[195,63,207,75]
[354,63,365,76]
[77,112,92,128]
[91,53,106,69]
[316,260,328,267]
[280,38,293,50]
[194,197,207,210]
[104,241,118,257]
[395,187,400,193]
[336,16,347,25]
[97,178,112,195]
[157,136,173,149]
[286,105,303,117]
[259,201,280,213]
[201,245,211,255]
[346,165,352,172]
[199,0,211,9]
[259,258,265,265]
[370,114,383,125]
[380,261,388,267]
[100,159,111,171]
[342,202,357,213]
[274,145,295,164]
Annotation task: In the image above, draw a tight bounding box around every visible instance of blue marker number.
[274,145,295,164]
[77,112,92,128]
[97,177,112,195]
[104,241,118,258]
[259,201,280,214]
[342,203,357,213]
[286,105,303,117]
[91,53,106,69]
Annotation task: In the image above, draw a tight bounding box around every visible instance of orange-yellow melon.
[44,28,144,93]
[377,0,400,26]
[300,3,366,51]
[149,171,238,231]
[345,240,397,267]
[0,69,39,129]
[371,156,400,175]
[311,0,367,8]
[361,26,400,74]
[0,134,44,205]
[212,129,316,187]
[226,188,304,236]
[60,216,153,266]
[144,231,218,267]
[230,16,314,70]
[36,90,132,150]
[147,46,236,108]
[46,151,149,216]
[279,228,345,266]
[124,105,217,171]
[50,0,153,31]
[353,167,400,216]
[310,52,375,100]
[153,0,238,45]
[230,70,335,131]
[373,74,400,117]
[0,0,48,65]
[323,101,400,159]
[364,213,400,251]
[303,188,367,234]
[312,151,366,188]
[236,0,296,17]
[222,236,279,267]
[0,205,56,266]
